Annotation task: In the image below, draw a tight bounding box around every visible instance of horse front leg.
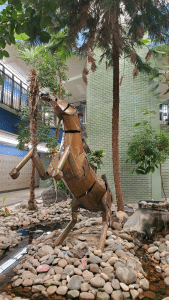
[10,149,34,179]
[10,148,51,180]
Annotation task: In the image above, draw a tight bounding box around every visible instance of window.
[160,102,169,125]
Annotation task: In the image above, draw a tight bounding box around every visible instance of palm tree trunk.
[28,68,39,210]
[112,34,124,212]
[29,160,36,210]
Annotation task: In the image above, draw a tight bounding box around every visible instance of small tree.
[16,38,72,207]
[127,121,169,201]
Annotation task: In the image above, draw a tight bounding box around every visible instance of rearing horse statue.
[10,95,113,251]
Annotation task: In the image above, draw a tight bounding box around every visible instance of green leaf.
[40,15,51,28]
[0,50,3,60]
[0,0,6,4]
[15,23,24,35]
[0,38,6,48]
[151,83,159,92]
[15,32,29,41]
[5,208,9,216]
[154,92,161,97]
[8,0,22,11]
[0,75,3,85]
[3,195,8,202]
[140,38,150,44]
[39,31,51,43]
[2,50,9,57]
[134,122,141,127]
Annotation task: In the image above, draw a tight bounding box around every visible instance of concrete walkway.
[0,187,45,208]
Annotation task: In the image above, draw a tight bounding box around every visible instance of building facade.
[0,46,87,192]
[86,49,168,203]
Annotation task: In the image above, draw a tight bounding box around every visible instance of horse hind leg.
[55,197,79,246]
[98,187,113,251]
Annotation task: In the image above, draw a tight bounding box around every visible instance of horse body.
[10,96,113,250]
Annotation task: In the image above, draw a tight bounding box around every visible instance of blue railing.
[0,63,28,111]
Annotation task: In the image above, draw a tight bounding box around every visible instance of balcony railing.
[0,63,28,111]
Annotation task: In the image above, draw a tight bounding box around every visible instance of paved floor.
[0,187,45,208]
[0,188,145,209]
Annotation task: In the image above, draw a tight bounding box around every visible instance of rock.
[79,292,95,300]
[34,278,44,285]
[81,257,88,267]
[153,252,160,261]
[115,250,127,258]
[116,267,137,284]
[148,246,158,254]
[74,268,82,275]
[67,290,80,298]
[45,256,54,265]
[22,279,33,286]
[139,278,149,290]
[88,256,102,264]
[96,292,110,300]
[47,286,57,295]
[57,285,68,295]
[154,241,161,247]
[83,270,94,280]
[56,190,67,202]
[111,290,123,300]
[101,273,109,281]
[101,262,111,268]
[102,266,114,277]
[41,187,56,206]
[78,235,87,241]
[114,261,125,269]
[41,245,54,255]
[122,292,130,299]
[159,243,167,253]
[90,277,105,288]
[120,283,129,291]
[13,278,23,287]
[81,282,89,292]
[74,242,89,259]
[113,222,122,230]
[104,282,113,294]
[68,275,82,290]
[130,289,139,300]
[105,239,115,246]
[108,257,119,265]
[119,233,133,242]
[90,263,100,273]
[112,279,120,290]
[32,285,46,293]
[22,271,36,280]
[164,277,169,286]
[37,264,49,273]
[54,266,63,274]
[64,265,74,276]
[58,259,67,268]
[53,274,62,281]
[116,211,128,223]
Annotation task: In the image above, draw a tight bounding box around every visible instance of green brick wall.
[87,49,161,203]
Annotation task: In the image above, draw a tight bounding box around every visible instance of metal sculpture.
[10,95,113,251]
